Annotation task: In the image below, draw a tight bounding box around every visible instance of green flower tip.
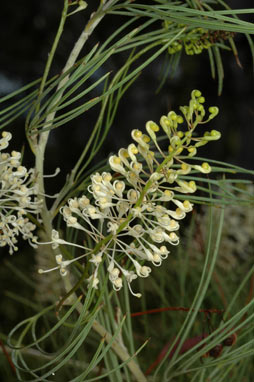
[208,106,219,119]
[192,89,202,98]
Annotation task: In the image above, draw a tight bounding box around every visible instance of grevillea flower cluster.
[40,90,221,297]
[0,131,41,254]
[164,21,234,56]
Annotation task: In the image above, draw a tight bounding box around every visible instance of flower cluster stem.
[35,0,116,219]
[34,1,146,380]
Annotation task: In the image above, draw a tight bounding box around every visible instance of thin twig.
[0,339,16,376]
[131,306,224,317]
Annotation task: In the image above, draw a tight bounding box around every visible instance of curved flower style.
[41,90,221,297]
[0,131,41,254]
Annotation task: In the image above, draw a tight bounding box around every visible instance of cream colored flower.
[42,91,220,297]
[0,132,41,254]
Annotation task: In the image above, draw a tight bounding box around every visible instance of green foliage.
[0,1,254,381]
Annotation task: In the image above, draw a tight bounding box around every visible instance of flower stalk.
[30,1,147,380]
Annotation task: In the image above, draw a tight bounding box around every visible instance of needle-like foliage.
[1,1,254,381]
